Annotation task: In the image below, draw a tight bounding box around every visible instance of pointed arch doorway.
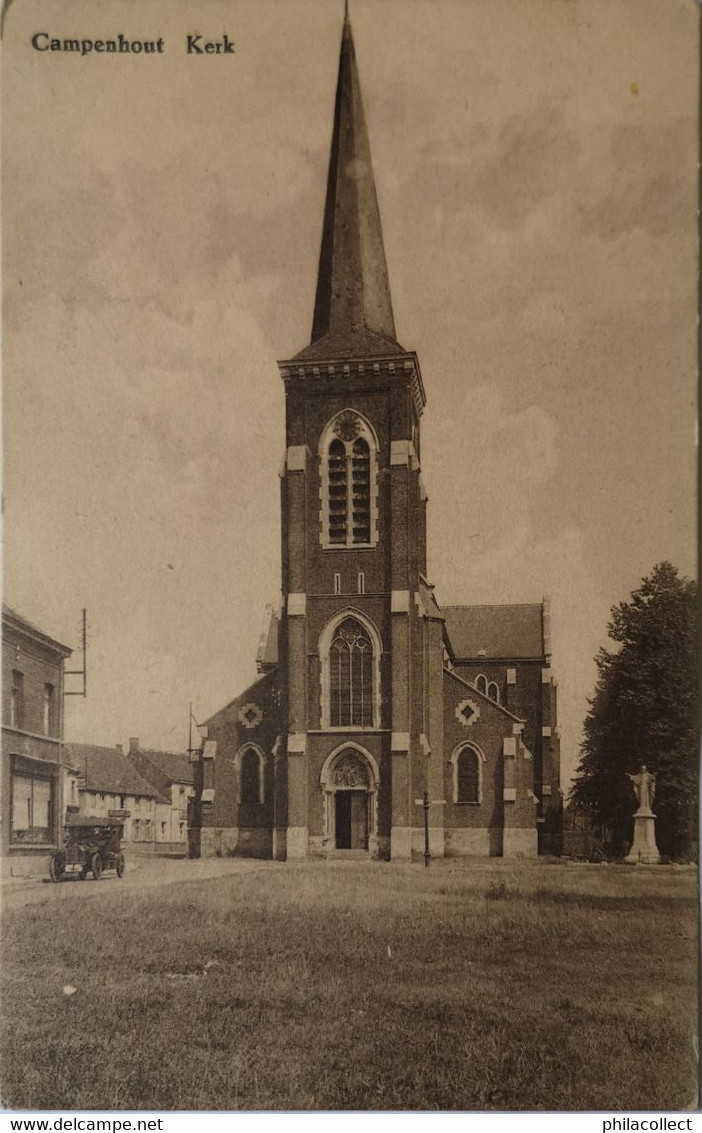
[320,744,379,855]
[335,788,368,850]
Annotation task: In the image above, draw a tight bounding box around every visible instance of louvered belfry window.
[326,412,373,547]
[330,618,374,727]
[351,438,371,543]
[328,438,347,544]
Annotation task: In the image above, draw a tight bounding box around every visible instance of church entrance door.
[335,790,368,850]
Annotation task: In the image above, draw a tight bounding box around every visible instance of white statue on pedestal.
[625,764,661,863]
[627,764,656,813]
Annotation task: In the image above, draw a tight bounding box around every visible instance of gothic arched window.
[320,411,377,548]
[454,745,482,805]
[487,681,500,704]
[237,746,265,805]
[475,674,488,695]
[330,617,374,727]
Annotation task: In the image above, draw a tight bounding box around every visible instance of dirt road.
[1,855,287,911]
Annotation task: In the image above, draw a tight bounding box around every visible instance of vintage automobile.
[49,815,126,882]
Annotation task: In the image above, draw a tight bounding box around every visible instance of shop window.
[11,768,54,844]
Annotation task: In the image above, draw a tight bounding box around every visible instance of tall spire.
[296,8,403,361]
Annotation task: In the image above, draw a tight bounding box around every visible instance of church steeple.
[295,7,404,361]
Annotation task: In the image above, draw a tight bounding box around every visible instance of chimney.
[115,743,123,754]
[129,737,139,754]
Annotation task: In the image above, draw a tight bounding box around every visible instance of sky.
[3,0,697,789]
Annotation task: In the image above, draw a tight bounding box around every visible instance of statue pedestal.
[625,809,661,864]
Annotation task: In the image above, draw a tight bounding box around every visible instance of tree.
[572,562,698,858]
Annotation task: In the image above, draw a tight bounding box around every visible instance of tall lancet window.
[330,618,374,727]
[320,411,378,548]
[451,743,484,805]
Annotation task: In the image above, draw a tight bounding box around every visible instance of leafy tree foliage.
[572,562,698,858]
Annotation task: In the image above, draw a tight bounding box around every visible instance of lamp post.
[413,791,446,867]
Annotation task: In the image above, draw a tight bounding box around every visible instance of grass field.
[1,859,698,1111]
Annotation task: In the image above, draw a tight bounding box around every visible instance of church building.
[193,11,562,861]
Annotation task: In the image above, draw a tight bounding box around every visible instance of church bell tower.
[276,9,440,860]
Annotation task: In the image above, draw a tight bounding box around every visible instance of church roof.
[203,666,279,729]
[442,604,545,660]
[293,11,404,363]
[444,666,526,724]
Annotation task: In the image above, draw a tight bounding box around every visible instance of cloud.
[578,119,693,240]
[425,385,559,591]
[400,105,580,234]
[470,108,581,230]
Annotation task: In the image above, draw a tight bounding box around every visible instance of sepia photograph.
[1,0,698,1115]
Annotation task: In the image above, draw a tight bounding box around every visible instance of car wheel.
[91,852,103,881]
[116,852,126,878]
[49,853,64,883]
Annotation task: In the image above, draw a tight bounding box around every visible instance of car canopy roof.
[64,815,124,829]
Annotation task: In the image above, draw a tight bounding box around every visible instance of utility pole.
[186,704,204,858]
[187,703,202,760]
[64,609,87,697]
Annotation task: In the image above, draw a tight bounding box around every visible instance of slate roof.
[442,604,544,660]
[135,749,195,786]
[293,16,404,363]
[64,743,166,801]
